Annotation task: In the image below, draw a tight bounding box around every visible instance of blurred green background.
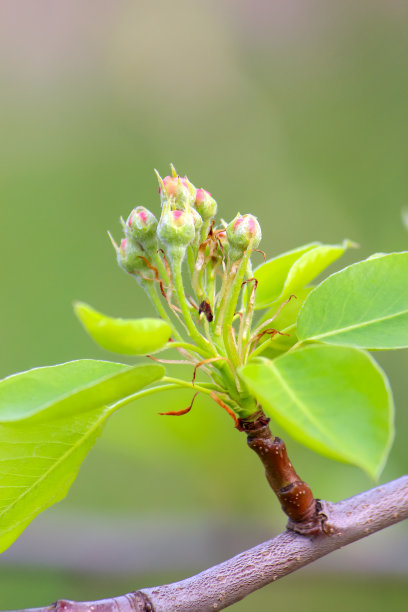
[1,1,408,610]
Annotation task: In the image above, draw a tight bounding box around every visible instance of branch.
[239,410,323,535]
[10,476,408,612]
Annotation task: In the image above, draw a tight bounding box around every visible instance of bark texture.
[239,410,324,535]
[10,476,408,612]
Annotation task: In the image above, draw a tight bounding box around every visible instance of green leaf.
[254,241,350,309]
[297,252,408,349]
[239,345,394,478]
[74,302,171,355]
[0,360,164,553]
[258,287,313,328]
[252,324,298,360]
[249,289,313,361]
[254,243,318,309]
[0,360,164,422]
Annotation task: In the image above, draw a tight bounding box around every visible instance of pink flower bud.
[158,205,195,261]
[226,213,262,261]
[116,238,145,274]
[125,206,158,256]
[160,175,195,209]
[194,188,217,222]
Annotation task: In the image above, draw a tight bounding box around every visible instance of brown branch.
[9,476,408,612]
[238,409,323,535]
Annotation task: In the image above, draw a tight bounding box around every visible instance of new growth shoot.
[110,164,278,423]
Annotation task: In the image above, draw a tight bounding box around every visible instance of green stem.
[187,247,196,279]
[164,341,212,359]
[146,284,183,341]
[172,257,214,353]
[108,384,180,413]
[162,376,215,396]
[222,250,252,366]
[213,265,234,335]
[154,252,170,285]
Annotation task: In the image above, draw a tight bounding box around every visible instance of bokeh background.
[1,1,408,610]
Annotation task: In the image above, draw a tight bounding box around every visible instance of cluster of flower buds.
[110,165,262,329]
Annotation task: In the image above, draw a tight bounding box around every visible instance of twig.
[10,476,408,612]
[238,409,323,535]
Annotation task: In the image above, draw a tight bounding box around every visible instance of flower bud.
[160,175,195,209]
[226,213,262,262]
[190,206,203,232]
[158,206,195,261]
[125,206,158,257]
[194,188,217,222]
[116,238,144,274]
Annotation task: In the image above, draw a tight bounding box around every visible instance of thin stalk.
[222,250,252,366]
[247,324,296,361]
[213,263,235,335]
[107,384,180,413]
[187,246,196,279]
[162,376,217,396]
[241,279,257,346]
[146,283,183,341]
[172,258,214,354]
[153,252,169,285]
[164,341,212,359]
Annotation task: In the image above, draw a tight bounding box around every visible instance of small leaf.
[254,243,318,309]
[74,302,171,355]
[252,324,298,360]
[254,241,351,309]
[0,360,164,422]
[0,361,164,553]
[250,289,313,360]
[278,240,352,303]
[240,345,394,478]
[258,287,313,329]
[297,252,408,349]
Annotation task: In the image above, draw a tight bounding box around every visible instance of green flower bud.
[158,205,195,261]
[125,206,158,257]
[194,188,217,222]
[226,213,262,262]
[160,175,195,209]
[108,233,153,283]
[117,238,144,274]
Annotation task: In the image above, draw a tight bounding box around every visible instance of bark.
[9,475,408,612]
[238,410,323,535]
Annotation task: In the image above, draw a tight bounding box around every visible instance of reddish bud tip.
[194,188,217,221]
[226,213,262,261]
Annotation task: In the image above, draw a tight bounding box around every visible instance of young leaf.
[252,324,298,360]
[74,302,171,355]
[253,243,318,309]
[258,287,313,328]
[297,252,408,349]
[0,360,164,422]
[278,240,352,304]
[239,345,394,478]
[254,241,350,309]
[0,361,164,553]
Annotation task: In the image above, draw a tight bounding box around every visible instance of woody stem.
[239,409,325,536]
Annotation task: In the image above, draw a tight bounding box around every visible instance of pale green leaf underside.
[0,408,108,554]
[240,345,394,478]
[74,302,171,355]
[254,241,350,310]
[0,361,164,553]
[297,252,408,349]
[0,360,164,422]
